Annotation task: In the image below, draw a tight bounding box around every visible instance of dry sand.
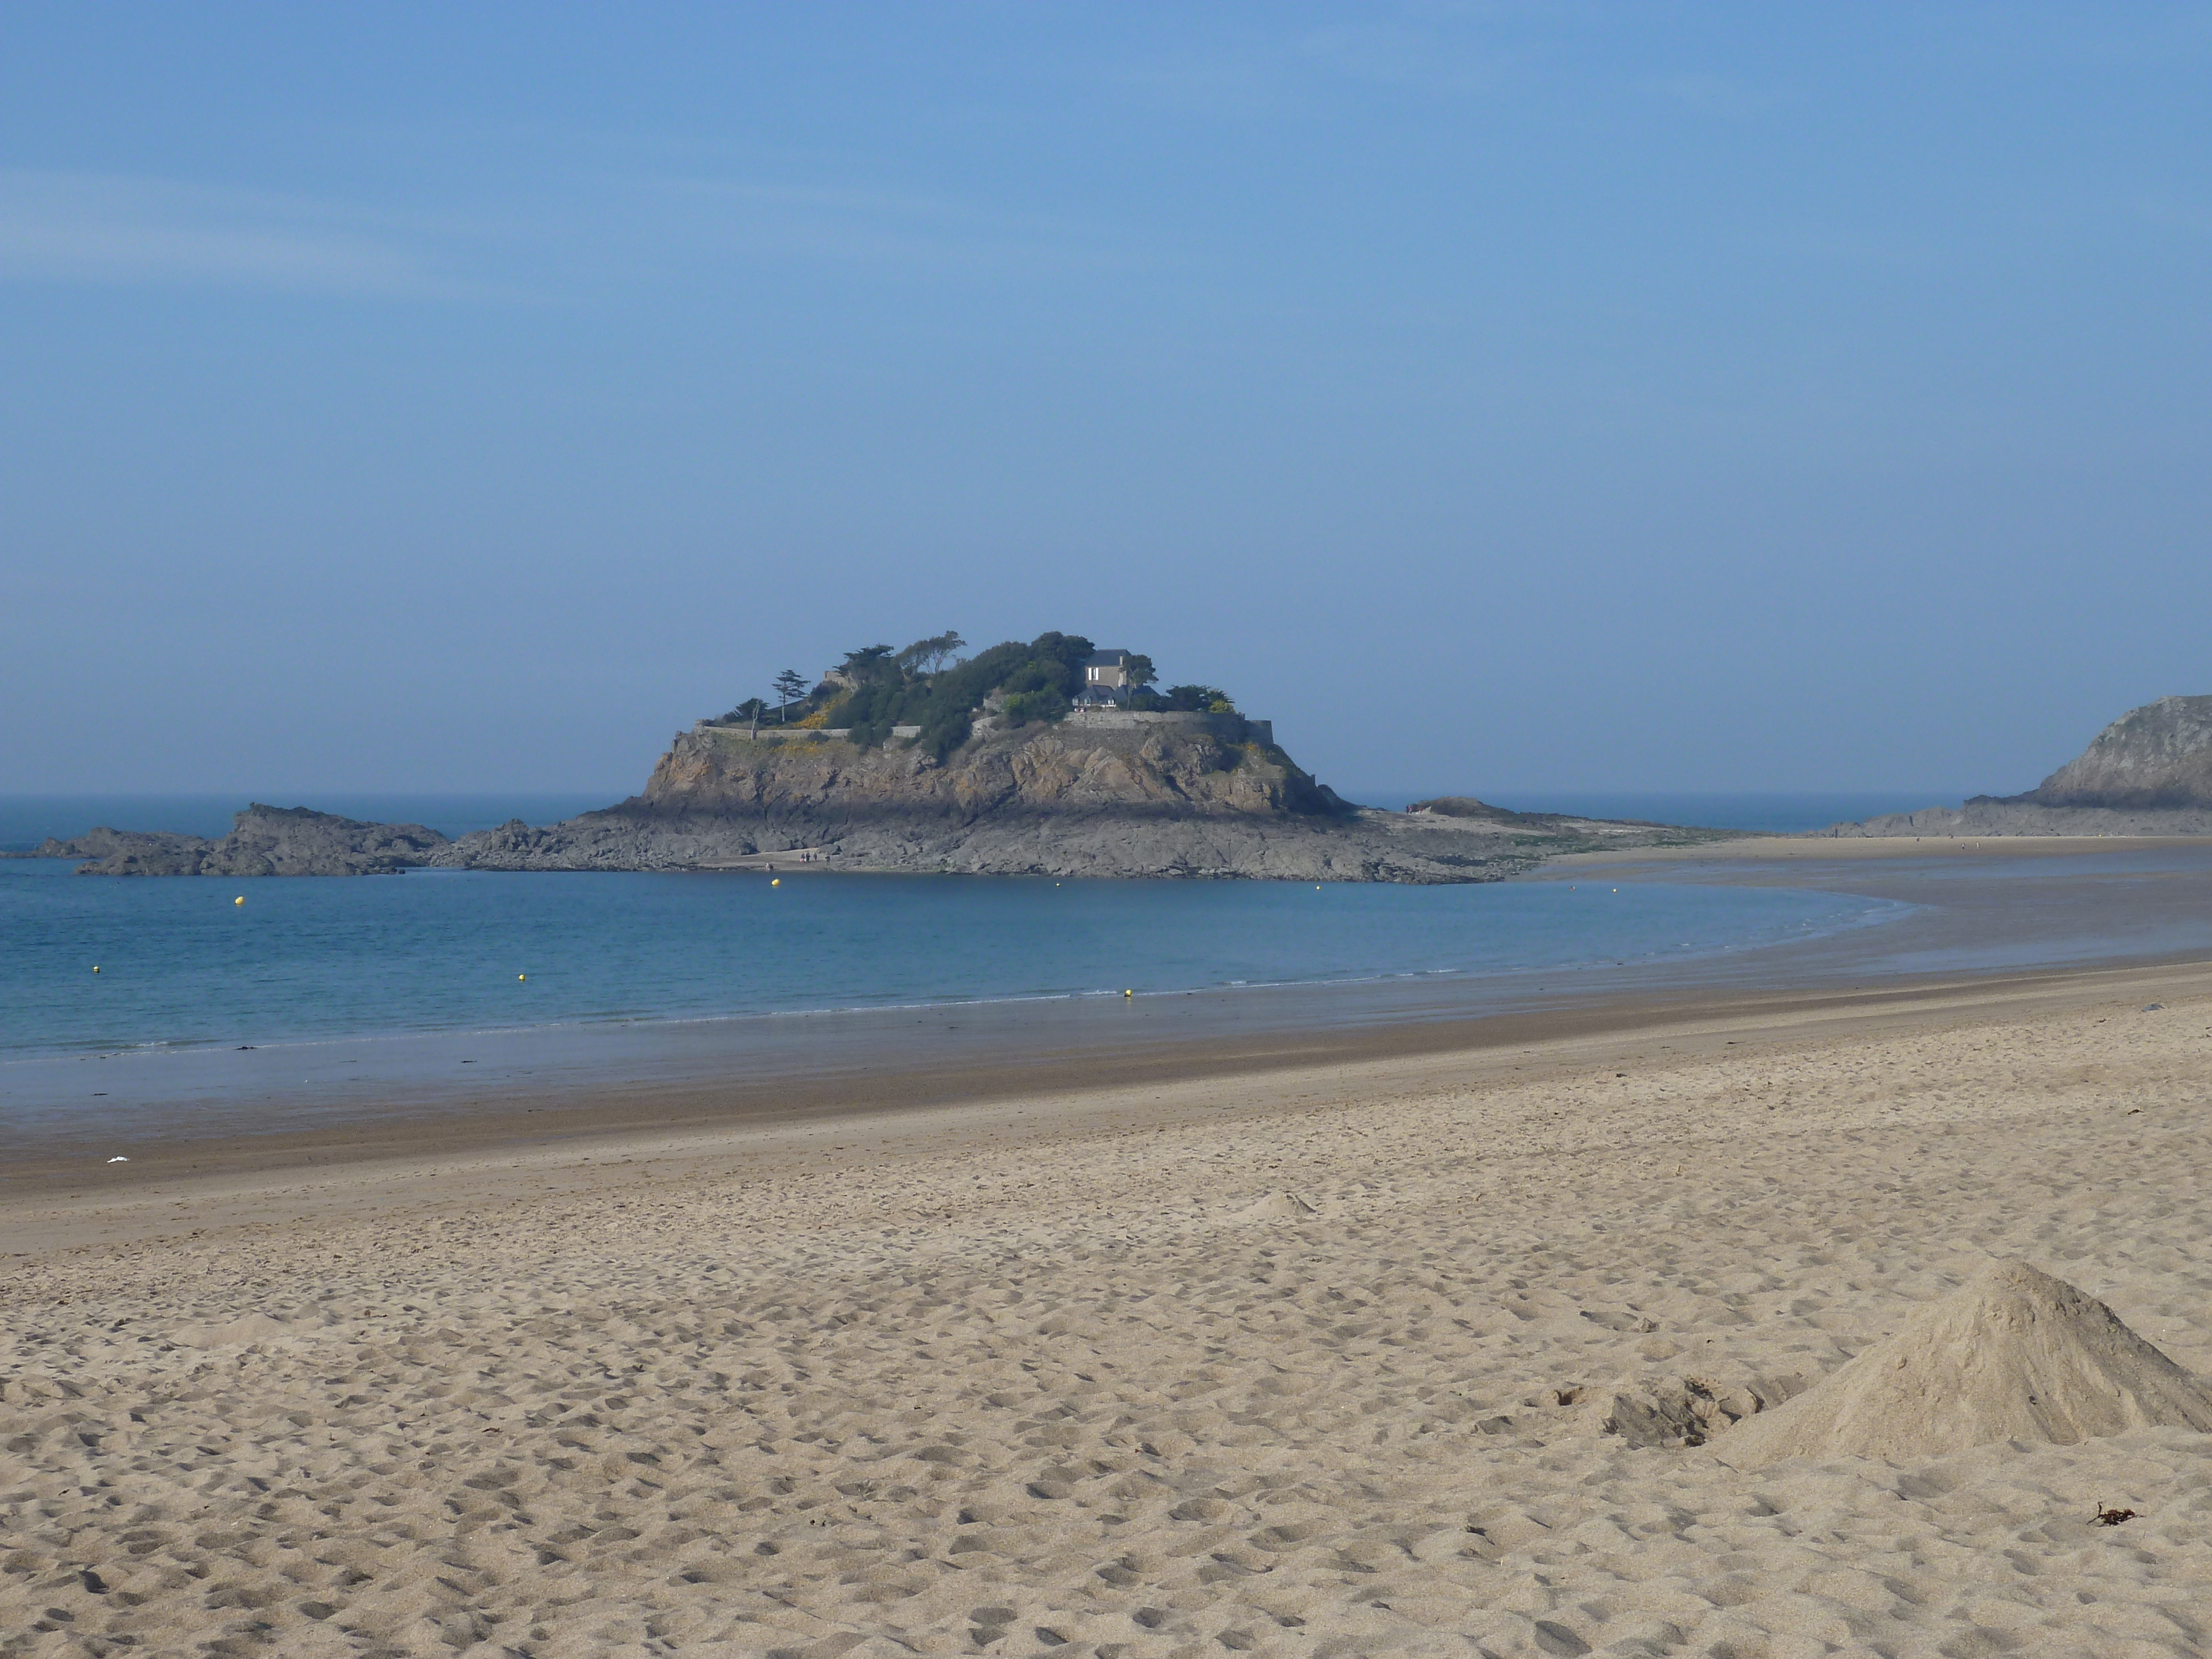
[7,963,2212,1657]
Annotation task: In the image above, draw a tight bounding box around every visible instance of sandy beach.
[8,927,2212,1656]
[18,4,2212,1650]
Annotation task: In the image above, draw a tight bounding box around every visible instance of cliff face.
[2018,695,2212,810]
[633,719,1340,824]
[439,722,1720,881]
[51,805,447,875]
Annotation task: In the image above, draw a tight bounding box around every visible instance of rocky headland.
[432,715,1721,883]
[32,804,448,876]
[1825,694,2212,837]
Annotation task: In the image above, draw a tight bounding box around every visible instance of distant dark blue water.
[0,859,1902,1063]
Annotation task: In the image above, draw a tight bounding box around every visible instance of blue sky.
[5,4,2210,802]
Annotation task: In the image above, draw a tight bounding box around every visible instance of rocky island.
[1827,693,2212,837]
[430,633,1726,881]
[30,632,1731,881]
[29,804,448,875]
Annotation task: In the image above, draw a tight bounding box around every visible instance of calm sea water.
[0,858,1902,1063]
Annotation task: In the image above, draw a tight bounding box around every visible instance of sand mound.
[1721,1259,2212,1468]
[172,1312,290,1349]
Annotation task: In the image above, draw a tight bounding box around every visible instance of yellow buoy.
[1124,988,1133,998]
[92,965,100,973]
[518,973,526,981]
[234,895,244,905]
[771,878,781,887]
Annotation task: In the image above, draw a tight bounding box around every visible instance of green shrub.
[1001,688,1071,727]
[808,630,1097,752]
[1162,684,1230,712]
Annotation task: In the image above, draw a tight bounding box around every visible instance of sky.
[4,3,2210,804]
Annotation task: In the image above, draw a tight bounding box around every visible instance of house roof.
[1085,649,1132,666]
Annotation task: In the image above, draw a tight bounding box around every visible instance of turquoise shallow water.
[0,860,1900,1062]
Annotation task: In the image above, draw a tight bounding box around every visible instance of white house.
[1079,649,1142,705]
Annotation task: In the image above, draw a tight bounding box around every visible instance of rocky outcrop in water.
[24,826,208,865]
[35,722,1727,883]
[1825,695,2212,837]
[48,805,447,875]
[435,721,1724,882]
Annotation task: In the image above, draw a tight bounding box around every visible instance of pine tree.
[772,669,809,722]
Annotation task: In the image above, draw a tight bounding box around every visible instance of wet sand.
[7,842,2212,1655]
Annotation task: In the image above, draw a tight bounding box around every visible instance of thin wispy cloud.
[0,170,485,297]
[0,164,1150,296]
[622,174,1155,278]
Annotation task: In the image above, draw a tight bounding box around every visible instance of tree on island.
[814,631,1095,753]
[772,669,808,722]
[808,635,1234,745]
[730,696,769,735]
[896,631,966,677]
[1161,684,1232,713]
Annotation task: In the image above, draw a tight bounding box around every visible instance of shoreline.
[12,835,2212,1195]
[8,951,2206,1255]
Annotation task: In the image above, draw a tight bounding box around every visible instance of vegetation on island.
[719,630,1244,759]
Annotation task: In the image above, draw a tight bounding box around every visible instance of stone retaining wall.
[695,711,1271,746]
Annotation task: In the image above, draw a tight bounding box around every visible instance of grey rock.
[434,723,1729,881]
[64,804,448,876]
[24,827,207,862]
[1406,795,1512,820]
[45,723,1730,882]
[2021,693,2212,808]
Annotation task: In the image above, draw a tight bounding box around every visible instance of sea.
[0,791,1961,1136]
[0,790,1939,1056]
